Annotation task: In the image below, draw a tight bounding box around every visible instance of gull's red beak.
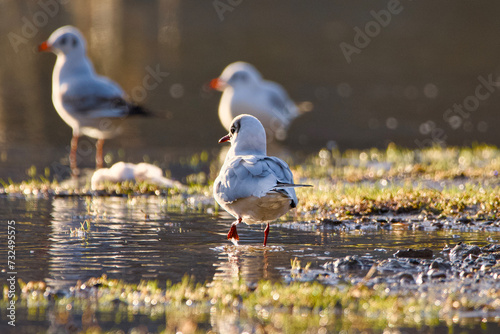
[38,41,51,52]
[209,78,226,91]
[218,134,230,143]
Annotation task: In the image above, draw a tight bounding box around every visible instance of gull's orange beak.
[38,41,51,52]
[218,134,230,143]
[209,78,226,91]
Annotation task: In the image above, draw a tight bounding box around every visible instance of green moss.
[295,177,500,219]
[295,144,500,182]
[2,273,498,333]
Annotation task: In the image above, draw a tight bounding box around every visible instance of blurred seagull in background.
[210,61,312,142]
[213,114,311,246]
[39,26,149,175]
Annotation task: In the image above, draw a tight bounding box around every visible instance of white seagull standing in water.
[39,26,149,174]
[213,114,311,246]
[210,62,312,142]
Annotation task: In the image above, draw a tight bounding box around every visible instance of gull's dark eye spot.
[230,121,240,135]
[231,71,249,83]
[60,36,67,45]
[72,37,77,47]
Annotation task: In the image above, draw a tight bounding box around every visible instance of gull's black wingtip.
[128,103,173,119]
[275,182,313,189]
[128,104,153,117]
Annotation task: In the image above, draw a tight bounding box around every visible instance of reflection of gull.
[91,162,185,190]
[210,61,312,141]
[38,26,149,173]
[210,250,246,334]
[210,245,275,334]
[213,115,311,246]
[212,245,279,282]
[212,246,243,281]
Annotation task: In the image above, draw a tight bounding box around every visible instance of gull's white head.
[210,61,262,91]
[38,26,86,58]
[219,114,267,156]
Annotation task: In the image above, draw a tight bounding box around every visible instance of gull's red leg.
[96,138,105,169]
[70,135,79,176]
[227,217,242,241]
[263,222,270,247]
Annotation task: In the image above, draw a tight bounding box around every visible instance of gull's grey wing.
[267,90,286,111]
[264,80,299,119]
[263,156,299,206]
[264,80,291,103]
[267,90,292,118]
[60,75,129,118]
[215,156,298,205]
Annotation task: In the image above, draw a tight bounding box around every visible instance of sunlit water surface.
[1,196,496,288]
[1,196,500,333]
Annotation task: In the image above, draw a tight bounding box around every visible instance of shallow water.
[1,195,497,290]
[2,195,500,333]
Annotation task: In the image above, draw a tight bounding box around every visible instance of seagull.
[213,114,311,246]
[38,26,149,175]
[210,61,312,142]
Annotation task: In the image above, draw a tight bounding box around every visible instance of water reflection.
[0,196,497,291]
[212,245,284,282]
[47,196,220,289]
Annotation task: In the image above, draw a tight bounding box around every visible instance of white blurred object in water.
[91,162,184,190]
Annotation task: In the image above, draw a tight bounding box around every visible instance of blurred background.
[1,0,500,181]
